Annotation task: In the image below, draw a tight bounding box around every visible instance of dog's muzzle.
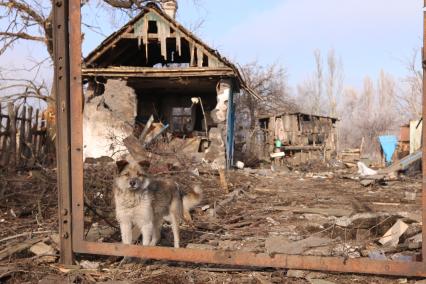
[128,178,141,191]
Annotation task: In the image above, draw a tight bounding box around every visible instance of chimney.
[162,0,178,19]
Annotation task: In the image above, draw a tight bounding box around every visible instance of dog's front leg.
[170,214,180,248]
[141,223,153,246]
[149,220,162,246]
[119,220,132,245]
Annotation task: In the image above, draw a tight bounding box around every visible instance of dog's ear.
[138,160,150,170]
[116,160,129,173]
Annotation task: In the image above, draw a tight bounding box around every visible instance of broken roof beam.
[81,67,236,78]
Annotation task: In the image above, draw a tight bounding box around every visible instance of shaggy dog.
[113,160,202,248]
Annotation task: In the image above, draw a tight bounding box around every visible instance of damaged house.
[257,113,338,165]
[81,1,258,169]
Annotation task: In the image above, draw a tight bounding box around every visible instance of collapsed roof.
[83,2,259,99]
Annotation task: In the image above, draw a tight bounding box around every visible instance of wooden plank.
[8,103,17,167]
[218,169,229,193]
[36,112,45,157]
[26,107,33,161]
[82,67,234,78]
[0,106,10,166]
[139,115,154,143]
[0,103,3,156]
[32,109,39,158]
[283,145,323,151]
[18,106,26,165]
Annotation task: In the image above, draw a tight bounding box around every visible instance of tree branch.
[0,0,46,26]
[0,31,45,42]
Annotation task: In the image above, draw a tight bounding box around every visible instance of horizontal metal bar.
[74,241,426,277]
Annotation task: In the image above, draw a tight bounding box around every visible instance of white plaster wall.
[410,120,422,154]
[83,79,136,160]
[211,80,230,124]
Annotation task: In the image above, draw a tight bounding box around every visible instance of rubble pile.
[0,151,423,283]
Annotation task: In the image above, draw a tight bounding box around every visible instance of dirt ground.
[0,160,424,284]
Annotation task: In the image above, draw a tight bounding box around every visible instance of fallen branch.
[0,237,46,261]
[0,231,55,243]
[84,195,118,229]
[0,269,29,280]
[210,189,242,217]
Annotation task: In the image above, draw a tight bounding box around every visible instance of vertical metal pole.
[69,0,84,246]
[422,0,426,262]
[53,0,73,264]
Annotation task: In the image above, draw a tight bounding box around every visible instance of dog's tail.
[182,185,203,213]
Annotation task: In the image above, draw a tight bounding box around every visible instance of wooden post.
[1,105,11,166]
[26,107,33,162]
[8,103,17,168]
[33,109,39,158]
[0,103,3,160]
[218,169,229,193]
[18,106,27,165]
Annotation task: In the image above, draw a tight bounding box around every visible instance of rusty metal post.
[53,0,73,264]
[69,0,85,246]
[422,0,426,263]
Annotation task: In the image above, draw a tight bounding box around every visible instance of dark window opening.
[259,118,269,130]
[302,114,311,121]
[202,54,209,67]
[193,47,198,67]
[148,21,158,33]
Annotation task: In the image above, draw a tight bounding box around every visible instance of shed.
[257,112,339,165]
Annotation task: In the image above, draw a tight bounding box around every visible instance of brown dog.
[113,159,202,248]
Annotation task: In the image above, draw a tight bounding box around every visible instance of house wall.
[204,79,231,169]
[83,78,238,169]
[83,79,136,159]
[410,120,422,154]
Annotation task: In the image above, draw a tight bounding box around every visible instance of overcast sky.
[0,0,423,92]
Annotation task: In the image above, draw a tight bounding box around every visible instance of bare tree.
[0,0,193,131]
[239,61,298,118]
[313,49,323,115]
[326,49,343,117]
[398,49,422,119]
[296,77,318,114]
[0,77,49,104]
[338,72,400,157]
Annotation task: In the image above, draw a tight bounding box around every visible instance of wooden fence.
[0,102,51,168]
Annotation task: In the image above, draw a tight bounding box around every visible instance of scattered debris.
[379,220,409,247]
[0,237,46,261]
[235,161,245,169]
[286,269,307,278]
[265,236,332,255]
[186,243,216,250]
[357,162,377,176]
[86,224,116,242]
[368,250,387,260]
[79,260,101,270]
[308,279,336,284]
[29,242,57,263]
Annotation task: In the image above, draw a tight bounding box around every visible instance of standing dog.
[113,160,202,248]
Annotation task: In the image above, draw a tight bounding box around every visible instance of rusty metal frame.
[54,0,426,277]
